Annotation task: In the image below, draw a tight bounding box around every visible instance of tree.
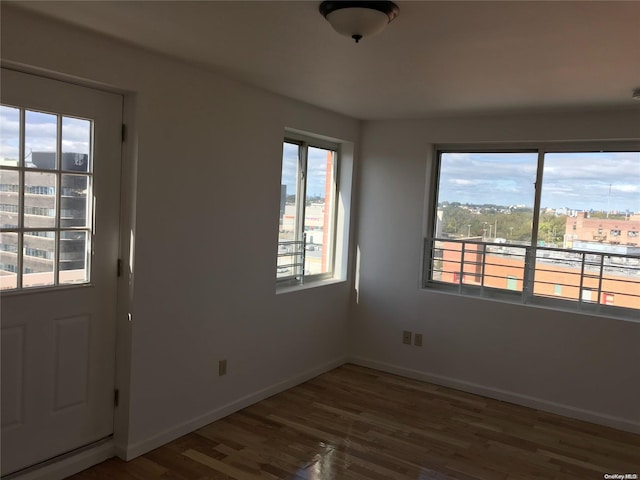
[538,213,567,244]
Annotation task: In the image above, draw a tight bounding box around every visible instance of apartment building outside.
[0,151,90,289]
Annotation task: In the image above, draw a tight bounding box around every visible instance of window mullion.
[54,115,62,285]
[525,149,546,302]
[328,150,339,274]
[17,108,25,289]
[297,143,308,278]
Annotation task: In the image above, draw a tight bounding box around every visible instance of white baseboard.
[123,356,348,460]
[3,439,115,480]
[348,356,640,435]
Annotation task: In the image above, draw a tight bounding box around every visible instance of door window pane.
[0,169,19,228]
[25,111,57,169]
[24,172,56,228]
[0,106,20,166]
[61,175,89,227]
[61,117,90,172]
[59,230,88,284]
[0,231,18,290]
[23,231,55,287]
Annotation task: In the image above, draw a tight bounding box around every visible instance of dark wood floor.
[71,364,639,479]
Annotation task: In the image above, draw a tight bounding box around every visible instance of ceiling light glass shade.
[326,8,389,40]
[319,1,399,43]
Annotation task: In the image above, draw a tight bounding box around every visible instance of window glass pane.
[538,152,640,309]
[277,142,300,278]
[0,231,18,290]
[24,172,56,228]
[436,152,538,243]
[25,110,57,169]
[540,152,640,249]
[304,147,335,276]
[279,142,299,242]
[61,117,91,172]
[59,230,88,285]
[61,174,89,227]
[0,169,19,228]
[433,152,537,288]
[0,105,20,167]
[23,231,55,287]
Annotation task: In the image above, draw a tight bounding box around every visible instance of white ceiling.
[10,0,640,120]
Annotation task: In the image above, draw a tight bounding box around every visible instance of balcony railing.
[425,238,640,318]
[277,234,306,283]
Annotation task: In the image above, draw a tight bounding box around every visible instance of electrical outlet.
[402,330,412,345]
[414,333,423,347]
[218,359,227,376]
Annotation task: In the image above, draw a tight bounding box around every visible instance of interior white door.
[0,69,122,476]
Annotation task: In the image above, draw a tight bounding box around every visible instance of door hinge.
[121,124,127,142]
[114,389,120,407]
[117,258,122,277]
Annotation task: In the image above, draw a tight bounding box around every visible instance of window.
[277,137,338,284]
[0,105,93,290]
[425,147,640,318]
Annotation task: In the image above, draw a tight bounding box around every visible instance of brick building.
[564,212,640,248]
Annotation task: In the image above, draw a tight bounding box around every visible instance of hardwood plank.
[68,364,640,479]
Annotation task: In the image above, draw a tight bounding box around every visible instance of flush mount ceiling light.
[319,1,399,43]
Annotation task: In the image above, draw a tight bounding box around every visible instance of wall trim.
[123,356,348,460]
[3,439,114,480]
[348,356,640,435]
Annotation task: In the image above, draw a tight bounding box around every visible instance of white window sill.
[421,284,640,323]
[276,277,346,295]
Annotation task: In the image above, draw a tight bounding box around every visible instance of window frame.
[424,141,640,320]
[277,133,340,287]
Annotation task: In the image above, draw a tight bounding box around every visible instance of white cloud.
[612,184,639,193]
[438,151,640,212]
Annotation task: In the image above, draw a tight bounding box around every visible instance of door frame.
[0,63,137,480]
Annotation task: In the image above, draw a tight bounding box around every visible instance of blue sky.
[0,107,91,162]
[281,142,332,199]
[438,151,640,213]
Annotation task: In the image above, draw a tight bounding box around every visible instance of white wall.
[1,5,358,457]
[353,111,640,432]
